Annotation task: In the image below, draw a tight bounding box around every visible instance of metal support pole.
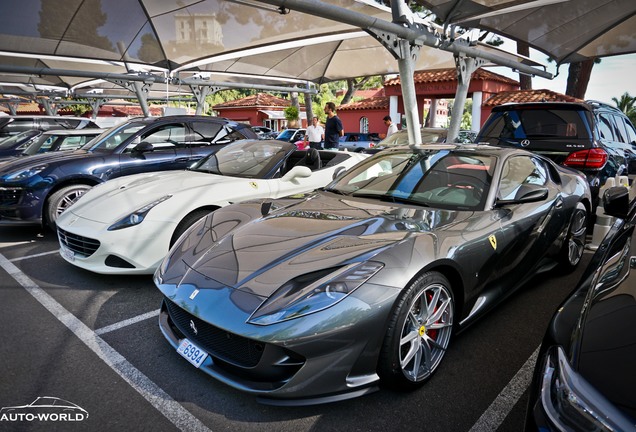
[38,98,57,115]
[448,54,482,143]
[397,40,421,146]
[189,85,212,115]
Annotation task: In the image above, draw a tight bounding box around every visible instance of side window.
[37,136,57,153]
[58,136,90,150]
[498,156,548,200]
[597,114,615,141]
[190,121,224,147]
[616,116,636,144]
[625,118,636,144]
[139,124,186,150]
[609,115,627,143]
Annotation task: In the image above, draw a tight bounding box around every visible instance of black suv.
[477,101,636,209]
[0,115,257,227]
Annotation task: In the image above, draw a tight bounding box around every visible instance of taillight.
[563,148,608,170]
[369,143,375,148]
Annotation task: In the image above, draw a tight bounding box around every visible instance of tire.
[45,184,92,229]
[378,271,455,390]
[559,202,588,272]
[170,209,212,247]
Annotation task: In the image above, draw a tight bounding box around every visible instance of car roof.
[491,101,593,113]
[40,128,106,136]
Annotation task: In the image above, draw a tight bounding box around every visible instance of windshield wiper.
[322,187,350,196]
[380,195,430,207]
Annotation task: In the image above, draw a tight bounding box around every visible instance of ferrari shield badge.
[489,234,497,250]
[249,181,258,189]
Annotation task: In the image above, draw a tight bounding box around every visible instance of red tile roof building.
[213,93,306,130]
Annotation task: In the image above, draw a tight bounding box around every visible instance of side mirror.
[332,166,347,180]
[133,141,154,153]
[281,165,312,182]
[496,184,549,206]
[603,186,630,219]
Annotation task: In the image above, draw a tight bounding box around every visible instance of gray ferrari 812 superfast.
[154,144,591,405]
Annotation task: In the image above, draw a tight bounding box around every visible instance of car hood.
[163,191,470,301]
[0,149,91,174]
[66,170,233,223]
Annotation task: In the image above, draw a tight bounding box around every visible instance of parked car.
[363,128,477,154]
[525,185,636,431]
[56,140,368,275]
[252,126,278,139]
[0,115,99,139]
[276,128,305,143]
[0,130,43,157]
[0,115,257,228]
[476,101,636,209]
[338,132,381,152]
[154,144,591,404]
[0,128,105,160]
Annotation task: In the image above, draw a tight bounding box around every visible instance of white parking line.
[0,253,212,432]
[468,346,539,432]
[9,250,60,262]
[95,310,160,335]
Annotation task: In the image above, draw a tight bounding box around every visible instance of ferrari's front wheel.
[170,209,212,247]
[559,202,587,272]
[378,271,454,390]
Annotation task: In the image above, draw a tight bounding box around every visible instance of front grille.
[57,227,100,258]
[164,297,264,368]
[0,187,23,206]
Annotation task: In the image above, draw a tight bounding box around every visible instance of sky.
[485,43,636,105]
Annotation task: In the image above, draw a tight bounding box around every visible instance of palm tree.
[612,92,636,125]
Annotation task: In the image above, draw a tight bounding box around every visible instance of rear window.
[480,108,592,141]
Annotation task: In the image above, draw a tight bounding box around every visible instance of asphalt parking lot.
[0,225,593,432]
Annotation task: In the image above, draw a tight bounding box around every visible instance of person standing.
[304,116,325,149]
[383,115,398,137]
[324,102,344,150]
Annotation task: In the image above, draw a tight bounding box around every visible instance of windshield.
[377,129,448,148]
[83,121,146,152]
[22,133,99,156]
[480,108,592,141]
[190,140,292,178]
[325,149,494,210]
[0,130,40,149]
[276,130,296,141]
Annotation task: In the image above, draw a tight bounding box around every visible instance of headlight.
[108,195,172,231]
[539,346,633,431]
[248,261,384,325]
[4,165,47,182]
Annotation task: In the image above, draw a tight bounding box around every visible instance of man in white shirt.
[304,116,325,149]
[384,115,398,137]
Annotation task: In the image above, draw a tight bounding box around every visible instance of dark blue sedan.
[0,115,257,228]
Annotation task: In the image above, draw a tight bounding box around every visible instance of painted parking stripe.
[95,310,160,335]
[0,253,212,432]
[468,346,539,432]
[9,250,60,262]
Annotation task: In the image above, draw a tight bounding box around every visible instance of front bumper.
[156,280,399,405]
[56,213,176,275]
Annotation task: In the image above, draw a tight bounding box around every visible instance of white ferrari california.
[56,139,367,274]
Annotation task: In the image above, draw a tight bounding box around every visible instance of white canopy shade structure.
[414,0,636,64]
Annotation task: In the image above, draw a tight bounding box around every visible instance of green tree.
[612,92,636,125]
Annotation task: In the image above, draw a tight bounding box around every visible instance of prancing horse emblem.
[190,320,198,335]
[489,234,497,250]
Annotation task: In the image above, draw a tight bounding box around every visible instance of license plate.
[59,244,75,262]
[177,338,208,368]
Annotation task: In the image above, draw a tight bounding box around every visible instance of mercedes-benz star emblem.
[521,139,531,147]
[190,320,198,335]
